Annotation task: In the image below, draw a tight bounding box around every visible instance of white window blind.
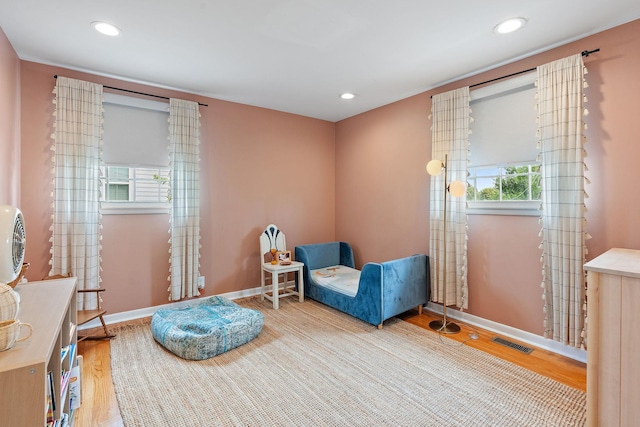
[469,72,537,167]
[102,93,169,167]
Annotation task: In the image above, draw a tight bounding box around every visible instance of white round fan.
[0,205,26,284]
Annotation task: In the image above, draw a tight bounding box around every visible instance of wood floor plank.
[398,309,586,392]
[75,339,124,427]
[75,308,586,425]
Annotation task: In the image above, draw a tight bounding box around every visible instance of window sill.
[101,202,170,215]
[467,201,540,217]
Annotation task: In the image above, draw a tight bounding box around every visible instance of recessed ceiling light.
[91,21,121,37]
[340,93,356,100]
[494,17,527,34]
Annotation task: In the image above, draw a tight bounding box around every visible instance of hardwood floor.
[398,309,586,391]
[74,308,586,426]
[75,340,124,427]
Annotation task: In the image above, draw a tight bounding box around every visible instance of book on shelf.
[61,343,76,363]
[69,343,76,364]
[46,371,55,423]
[69,364,81,410]
[69,321,76,341]
[61,345,69,363]
[60,370,71,411]
[46,411,70,427]
[77,354,83,404]
[60,370,71,393]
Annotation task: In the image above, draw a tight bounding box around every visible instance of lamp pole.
[429,154,461,334]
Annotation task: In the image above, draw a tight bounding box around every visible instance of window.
[101,93,170,214]
[102,165,170,202]
[468,72,539,215]
[467,163,540,202]
[104,166,130,201]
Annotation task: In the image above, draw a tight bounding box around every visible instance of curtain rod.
[53,75,208,107]
[431,48,600,98]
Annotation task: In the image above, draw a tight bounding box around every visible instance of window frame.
[466,162,541,216]
[100,93,171,215]
[467,73,539,216]
[100,164,171,215]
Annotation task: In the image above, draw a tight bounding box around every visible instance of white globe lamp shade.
[426,160,443,176]
[449,181,466,197]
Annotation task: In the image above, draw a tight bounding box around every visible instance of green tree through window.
[501,165,541,200]
[467,164,540,202]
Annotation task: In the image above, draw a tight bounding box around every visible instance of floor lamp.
[426,154,466,334]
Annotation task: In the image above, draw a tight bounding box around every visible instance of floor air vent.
[491,337,533,354]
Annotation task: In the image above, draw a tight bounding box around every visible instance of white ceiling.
[1,1,639,122]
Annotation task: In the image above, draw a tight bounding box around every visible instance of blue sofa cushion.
[151,296,264,360]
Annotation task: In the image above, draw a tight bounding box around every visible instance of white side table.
[261,261,305,309]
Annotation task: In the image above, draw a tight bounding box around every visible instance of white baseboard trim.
[78,287,262,331]
[81,288,586,363]
[425,302,586,363]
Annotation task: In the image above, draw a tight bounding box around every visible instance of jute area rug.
[110,297,586,426]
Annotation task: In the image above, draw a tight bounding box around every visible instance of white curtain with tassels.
[51,76,103,310]
[168,99,201,301]
[537,54,589,348]
[429,87,470,310]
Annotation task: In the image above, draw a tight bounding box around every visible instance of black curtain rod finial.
[430,48,600,97]
[582,48,600,57]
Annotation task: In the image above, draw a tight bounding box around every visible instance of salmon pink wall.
[336,19,640,336]
[335,94,430,265]
[19,61,335,314]
[0,28,20,206]
[466,215,542,332]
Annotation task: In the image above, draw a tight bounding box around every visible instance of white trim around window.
[467,200,540,216]
[100,202,170,215]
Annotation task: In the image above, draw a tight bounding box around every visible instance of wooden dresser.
[0,278,78,426]
[584,248,640,427]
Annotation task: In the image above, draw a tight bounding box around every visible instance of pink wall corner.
[335,93,431,266]
[20,62,59,282]
[336,19,640,336]
[579,19,640,258]
[200,99,336,296]
[19,61,336,314]
[0,27,20,206]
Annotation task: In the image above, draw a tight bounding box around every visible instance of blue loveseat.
[295,242,429,328]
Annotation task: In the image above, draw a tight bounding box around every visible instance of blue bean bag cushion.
[151,296,264,360]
